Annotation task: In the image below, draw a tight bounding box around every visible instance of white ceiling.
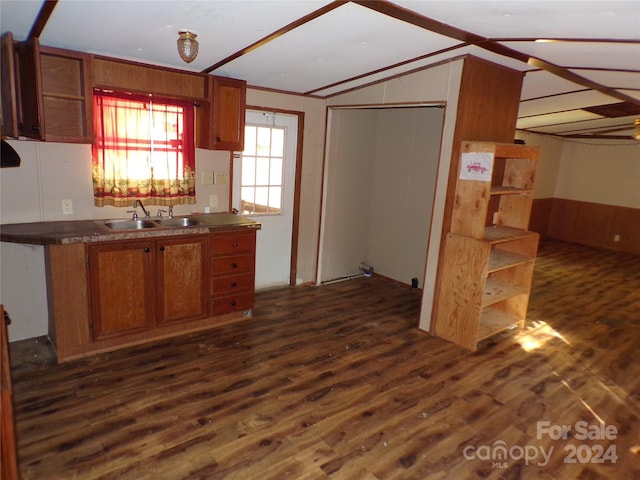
[2,0,640,140]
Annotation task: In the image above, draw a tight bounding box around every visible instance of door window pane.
[240,124,286,215]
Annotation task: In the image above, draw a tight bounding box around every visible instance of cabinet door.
[157,236,207,324]
[13,38,44,140]
[1,32,18,138]
[13,40,92,143]
[211,76,246,151]
[88,240,155,340]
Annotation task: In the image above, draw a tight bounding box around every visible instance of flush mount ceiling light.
[177,31,198,63]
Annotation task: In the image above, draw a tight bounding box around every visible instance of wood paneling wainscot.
[546,198,640,255]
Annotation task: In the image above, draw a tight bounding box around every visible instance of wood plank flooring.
[8,240,640,479]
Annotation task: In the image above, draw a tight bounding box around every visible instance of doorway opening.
[318,104,445,296]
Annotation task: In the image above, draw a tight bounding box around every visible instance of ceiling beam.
[201,0,348,74]
[27,0,57,40]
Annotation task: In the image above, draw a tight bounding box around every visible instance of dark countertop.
[0,213,261,245]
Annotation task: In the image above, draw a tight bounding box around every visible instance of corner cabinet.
[13,39,93,143]
[197,76,246,151]
[434,141,540,350]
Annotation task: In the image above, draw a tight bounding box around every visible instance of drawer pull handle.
[231,262,238,268]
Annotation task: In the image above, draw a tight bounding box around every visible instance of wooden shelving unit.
[434,141,540,350]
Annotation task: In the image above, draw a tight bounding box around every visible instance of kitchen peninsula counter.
[0,213,260,245]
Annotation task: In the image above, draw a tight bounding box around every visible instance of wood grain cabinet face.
[88,240,156,340]
[88,236,207,340]
[157,236,207,325]
[13,39,93,143]
[209,231,256,316]
[197,76,246,151]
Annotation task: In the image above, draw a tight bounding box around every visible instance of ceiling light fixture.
[177,31,198,63]
[633,119,640,141]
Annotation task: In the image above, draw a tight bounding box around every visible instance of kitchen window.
[92,90,196,207]
[239,124,284,215]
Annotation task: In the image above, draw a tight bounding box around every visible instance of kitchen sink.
[101,216,206,231]
[103,219,159,230]
[154,217,203,227]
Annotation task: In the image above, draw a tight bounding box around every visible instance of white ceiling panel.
[40,1,335,72]
[518,90,623,118]
[569,70,640,90]
[1,0,639,140]
[517,110,602,130]
[502,41,640,71]
[520,70,587,101]
[525,115,639,134]
[395,0,640,40]
[213,2,460,92]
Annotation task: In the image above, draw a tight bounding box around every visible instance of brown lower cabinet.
[1,305,19,480]
[46,229,256,362]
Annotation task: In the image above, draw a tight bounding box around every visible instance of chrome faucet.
[133,200,151,218]
[168,205,174,218]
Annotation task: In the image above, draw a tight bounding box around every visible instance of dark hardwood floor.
[8,240,640,479]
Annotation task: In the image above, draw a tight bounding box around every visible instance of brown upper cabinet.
[13,39,93,143]
[1,33,18,138]
[197,76,246,151]
[2,34,245,151]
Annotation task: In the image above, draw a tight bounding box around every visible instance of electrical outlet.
[209,194,218,208]
[62,199,73,215]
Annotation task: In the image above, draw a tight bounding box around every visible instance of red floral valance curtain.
[92,90,196,207]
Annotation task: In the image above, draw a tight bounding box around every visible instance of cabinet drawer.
[211,254,254,276]
[211,272,254,297]
[210,292,254,316]
[211,232,255,255]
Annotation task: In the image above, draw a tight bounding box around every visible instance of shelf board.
[488,250,533,273]
[490,186,533,195]
[484,225,536,243]
[482,278,527,307]
[478,308,521,341]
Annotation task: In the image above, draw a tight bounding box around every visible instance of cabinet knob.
[32,124,40,132]
[233,242,238,247]
[231,282,237,288]
[159,246,165,252]
[215,136,221,142]
[231,262,238,268]
[143,247,150,253]
[231,300,237,307]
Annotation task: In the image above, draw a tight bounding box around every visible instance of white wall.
[326,60,464,330]
[320,107,444,287]
[320,109,377,282]
[516,131,640,208]
[369,107,444,287]
[555,140,640,208]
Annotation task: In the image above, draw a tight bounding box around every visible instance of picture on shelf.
[460,152,493,181]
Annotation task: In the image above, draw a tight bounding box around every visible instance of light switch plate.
[201,171,214,185]
[214,172,229,185]
[62,199,73,215]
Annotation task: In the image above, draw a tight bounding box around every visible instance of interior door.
[233,110,297,288]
